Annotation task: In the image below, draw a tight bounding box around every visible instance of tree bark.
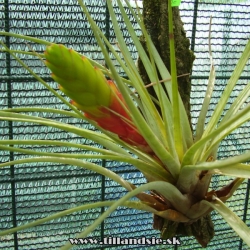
[138,0,214,247]
[138,0,195,125]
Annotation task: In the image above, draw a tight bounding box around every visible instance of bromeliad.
[1,0,250,248]
[44,44,152,153]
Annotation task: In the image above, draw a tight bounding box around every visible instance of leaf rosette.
[0,0,250,249]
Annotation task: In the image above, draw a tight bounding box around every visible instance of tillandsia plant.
[0,0,250,249]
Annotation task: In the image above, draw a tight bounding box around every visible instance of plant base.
[153,213,214,247]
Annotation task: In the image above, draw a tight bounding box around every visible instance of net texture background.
[0,0,250,249]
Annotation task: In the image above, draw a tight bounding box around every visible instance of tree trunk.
[138,0,195,125]
[138,0,214,247]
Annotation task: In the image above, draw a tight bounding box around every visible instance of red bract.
[84,80,152,153]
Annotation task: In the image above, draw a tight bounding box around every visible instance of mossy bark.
[138,0,195,125]
[138,0,214,247]
[153,213,214,248]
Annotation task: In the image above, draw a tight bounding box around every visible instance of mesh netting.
[0,0,250,249]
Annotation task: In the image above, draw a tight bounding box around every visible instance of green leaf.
[0,111,173,182]
[150,41,193,149]
[189,39,250,163]
[3,107,83,119]
[0,157,134,192]
[180,143,249,192]
[126,0,190,159]
[202,197,250,247]
[0,200,160,237]
[182,103,250,166]
[0,31,51,45]
[180,152,250,183]
[0,111,129,156]
[195,17,216,142]
[201,104,250,162]
[77,0,180,179]
[168,0,183,160]
[197,150,250,170]
[2,108,163,169]
[0,140,118,157]
[107,0,168,143]
[60,181,191,250]
[211,163,250,179]
[202,40,250,138]
[0,41,86,120]
[207,82,250,158]
[122,0,180,160]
